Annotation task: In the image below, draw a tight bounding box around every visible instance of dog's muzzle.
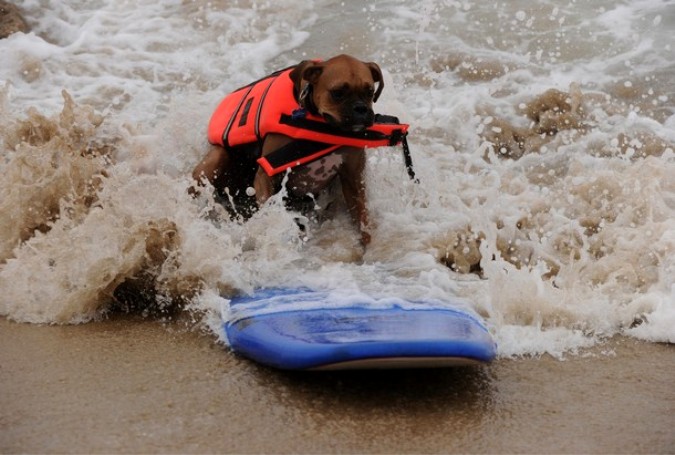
[324,102,374,132]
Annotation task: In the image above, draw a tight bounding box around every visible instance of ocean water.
[1,0,673,358]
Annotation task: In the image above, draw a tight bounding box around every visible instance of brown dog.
[192,54,385,246]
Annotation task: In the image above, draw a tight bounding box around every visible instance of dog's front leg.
[190,145,230,196]
[339,148,370,246]
[254,134,293,206]
[253,167,274,205]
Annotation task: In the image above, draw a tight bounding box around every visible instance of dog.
[192,54,387,246]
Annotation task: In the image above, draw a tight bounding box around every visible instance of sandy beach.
[1,316,672,454]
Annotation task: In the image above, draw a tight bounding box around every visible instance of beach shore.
[1,316,672,454]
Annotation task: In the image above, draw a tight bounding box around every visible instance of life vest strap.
[257,140,341,177]
[278,113,404,144]
[401,134,417,182]
[258,114,417,179]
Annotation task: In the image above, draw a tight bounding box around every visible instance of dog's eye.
[365,87,375,99]
[330,89,346,101]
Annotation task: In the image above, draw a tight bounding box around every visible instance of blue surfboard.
[223,288,497,370]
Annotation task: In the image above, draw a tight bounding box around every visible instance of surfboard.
[223,288,497,370]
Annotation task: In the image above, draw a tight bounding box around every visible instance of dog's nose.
[350,102,374,129]
[353,103,369,115]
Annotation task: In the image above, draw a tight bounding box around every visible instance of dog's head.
[290,54,384,132]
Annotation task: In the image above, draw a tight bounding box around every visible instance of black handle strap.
[401,135,418,183]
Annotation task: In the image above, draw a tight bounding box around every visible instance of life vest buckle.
[291,108,308,120]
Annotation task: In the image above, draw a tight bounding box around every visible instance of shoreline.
[1,316,673,453]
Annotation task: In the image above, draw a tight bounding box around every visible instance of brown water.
[1,317,673,453]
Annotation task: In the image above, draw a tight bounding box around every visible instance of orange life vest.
[207,66,411,177]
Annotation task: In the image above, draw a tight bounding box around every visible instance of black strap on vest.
[265,113,418,181]
[373,114,417,182]
[279,114,394,142]
[401,135,417,182]
[262,139,334,171]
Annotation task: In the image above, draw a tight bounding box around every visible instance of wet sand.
[1,317,673,454]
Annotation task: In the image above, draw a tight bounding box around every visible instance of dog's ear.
[301,62,324,85]
[290,61,324,94]
[290,61,323,110]
[367,62,384,102]
[289,60,313,92]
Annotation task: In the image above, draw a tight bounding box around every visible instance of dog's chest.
[285,153,343,195]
